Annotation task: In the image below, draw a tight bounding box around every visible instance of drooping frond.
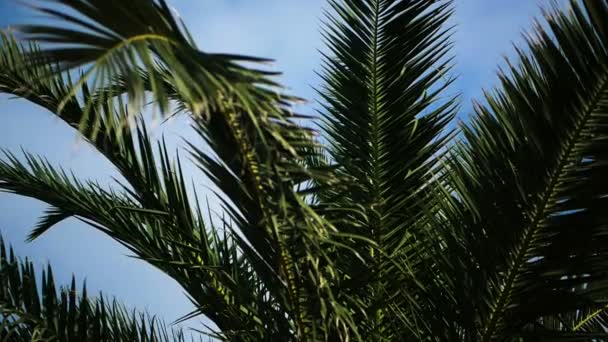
[17,0,282,123]
[0,235,191,341]
[0,137,283,340]
[317,0,456,339]
[1,33,286,338]
[5,0,608,340]
[520,306,608,339]
[5,1,360,339]
[445,0,608,339]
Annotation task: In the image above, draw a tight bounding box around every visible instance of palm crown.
[1,0,608,340]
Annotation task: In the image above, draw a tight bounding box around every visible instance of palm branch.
[1,0,355,339]
[443,0,608,339]
[0,234,191,341]
[317,0,457,339]
[1,0,608,341]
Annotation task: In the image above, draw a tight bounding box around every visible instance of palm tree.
[1,0,608,340]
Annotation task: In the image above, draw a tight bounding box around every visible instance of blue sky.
[0,0,565,332]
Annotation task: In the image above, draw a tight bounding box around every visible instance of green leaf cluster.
[1,0,608,340]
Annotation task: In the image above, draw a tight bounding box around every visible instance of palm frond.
[17,0,284,127]
[185,70,358,341]
[1,31,306,339]
[0,234,192,341]
[13,0,370,338]
[0,144,283,339]
[317,0,456,338]
[444,0,608,339]
[3,10,358,337]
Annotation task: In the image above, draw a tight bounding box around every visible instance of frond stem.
[481,74,608,341]
[221,102,305,339]
[368,0,385,339]
[573,304,608,331]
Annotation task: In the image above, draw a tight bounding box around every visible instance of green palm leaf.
[2,0,608,340]
[17,0,280,123]
[4,1,358,338]
[317,0,456,339]
[0,33,284,339]
[0,235,191,341]
[445,0,608,339]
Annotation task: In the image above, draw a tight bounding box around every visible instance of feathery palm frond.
[17,0,280,123]
[5,1,359,339]
[2,0,608,340]
[443,0,608,339]
[0,235,192,341]
[317,0,457,339]
[0,33,291,340]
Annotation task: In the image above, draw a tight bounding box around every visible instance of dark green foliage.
[317,0,457,339]
[0,235,189,341]
[441,0,608,339]
[1,0,608,340]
